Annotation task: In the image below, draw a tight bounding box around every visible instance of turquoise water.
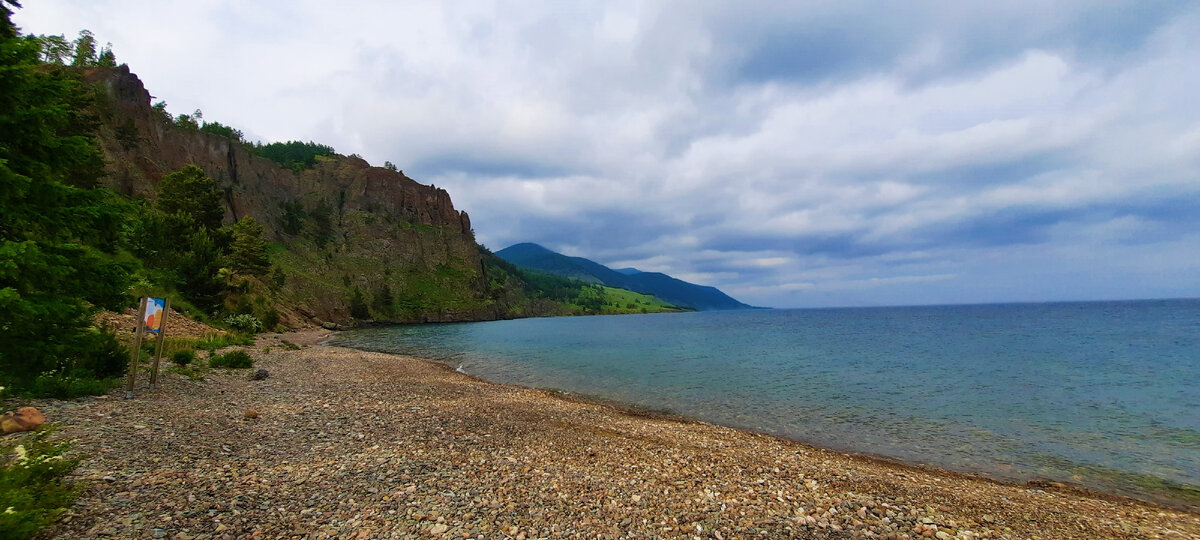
[334,299,1200,506]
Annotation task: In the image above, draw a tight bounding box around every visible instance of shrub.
[171,350,195,366]
[222,314,263,334]
[27,375,115,399]
[76,330,130,379]
[209,350,253,369]
[259,308,280,330]
[0,428,81,539]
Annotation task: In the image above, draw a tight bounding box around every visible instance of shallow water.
[334,299,1200,506]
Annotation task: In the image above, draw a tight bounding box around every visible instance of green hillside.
[496,242,754,310]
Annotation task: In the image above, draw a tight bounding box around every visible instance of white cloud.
[13,1,1200,307]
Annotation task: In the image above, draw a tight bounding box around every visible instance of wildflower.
[13,444,27,463]
[4,507,13,514]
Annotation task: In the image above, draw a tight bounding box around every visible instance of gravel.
[25,330,1199,539]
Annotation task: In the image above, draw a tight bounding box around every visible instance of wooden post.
[149,298,170,389]
[126,297,148,399]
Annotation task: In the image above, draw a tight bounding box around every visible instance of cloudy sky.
[15,1,1200,308]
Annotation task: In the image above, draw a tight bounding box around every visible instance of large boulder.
[1,407,46,434]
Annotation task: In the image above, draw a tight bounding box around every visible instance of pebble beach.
[24,330,1200,539]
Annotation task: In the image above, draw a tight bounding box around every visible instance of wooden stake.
[126,297,148,399]
[149,298,170,389]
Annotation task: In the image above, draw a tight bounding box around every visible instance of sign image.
[144,297,165,333]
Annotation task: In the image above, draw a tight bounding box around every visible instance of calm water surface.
[334,299,1200,506]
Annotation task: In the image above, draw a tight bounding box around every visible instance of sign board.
[126,296,171,397]
[144,297,165,333]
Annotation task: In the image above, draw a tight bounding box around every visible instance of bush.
[259,308,280,330]
[0,428,81,539]
[209,350,253,369]
[27,375,115,399]
[78,330,129,379]
[171,350,195,366]
[223,314,263,334]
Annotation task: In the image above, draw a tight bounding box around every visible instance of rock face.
[85,66,498,326]
[2,406,46,434]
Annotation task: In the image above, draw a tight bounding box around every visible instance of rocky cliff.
[86,66,497,326]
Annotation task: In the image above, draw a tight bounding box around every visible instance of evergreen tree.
[70,29,95,66]
[36,33,70,64]
[96,42,116,67]
[225,217,270,276]
[349,286,369,319]
[372,283,394,316]
[177,229,226,313]
[0,3,132,391]
[156,165,225,231]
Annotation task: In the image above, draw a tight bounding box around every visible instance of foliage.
[253,140,334,172]
[38,29,118,68]
[151,100,170,124]
[349,286,369,319]
[177,229,226,313]
[70,29,95,66]
[170,349,195,366]
[156,165,224,231]
[113,119,140,149]
[372,283,394,317]
[96,43,115,67]
[268,267,287,290]
[478,249,682,317]
[195,333,253,351]
[225,218,269,275]
[259,307,279,330]
[0,428,81,539]
[0,6,135,395]
[309,200,335,247]
[383,161,398,172]
[174,113,199,132]
[199,120,243,142]
[278,201,305,235]
[222,313,263,334]
[28,374,116,399]
[209,350,253,368]
[33,34,69,64]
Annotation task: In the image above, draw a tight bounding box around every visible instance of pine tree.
[156,165,225,231]
[0,3,132,392]
[225,217,270,276]
[70,29,95,66]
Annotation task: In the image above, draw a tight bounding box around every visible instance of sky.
[14,1,1200,308]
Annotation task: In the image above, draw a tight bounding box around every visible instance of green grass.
[194,333,253,351]
[0,428,81,539]
[592,285,683,314]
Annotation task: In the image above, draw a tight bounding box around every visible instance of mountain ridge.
[496,243,755,311]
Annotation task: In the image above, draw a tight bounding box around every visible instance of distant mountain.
[496,243,755,311]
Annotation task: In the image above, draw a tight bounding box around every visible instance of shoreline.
[389,351,1200,515]
[30,329,1200,538]
[328,330,1200,513]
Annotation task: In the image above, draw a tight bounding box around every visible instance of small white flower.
[3,507,13,514]
[13,445,27,463]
